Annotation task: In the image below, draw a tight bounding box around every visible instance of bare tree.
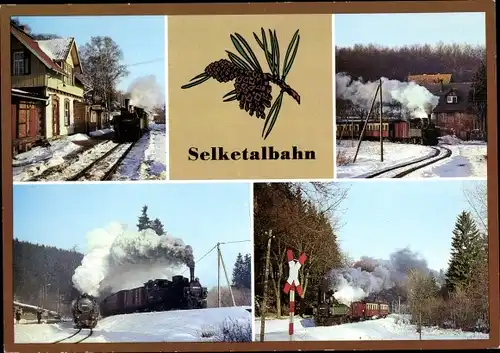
[463,181,488,234]
[79,36,129,107]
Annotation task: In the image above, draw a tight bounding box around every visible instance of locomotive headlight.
[78,298,93,312]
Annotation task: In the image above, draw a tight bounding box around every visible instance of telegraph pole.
[217,242,221,308]
[353,84,381,163]
[259,230,274,342]
[379,78,384,162]
[219,248,236,306]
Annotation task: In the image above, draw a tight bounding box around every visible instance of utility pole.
[217,242,221,308]
[379,78,384,162]
[353,83,381,163]
[219,247,236,307]
[398,296,401,314]
[259,230,274,343]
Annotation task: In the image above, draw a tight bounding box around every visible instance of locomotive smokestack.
[189,265,195,282]
[124,98,131,111]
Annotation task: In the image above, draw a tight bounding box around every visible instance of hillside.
[13,239,83,314]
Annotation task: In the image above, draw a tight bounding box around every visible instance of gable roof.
[408,73,453,85]
[10,24,65,75]
[422,82,473,113]
[37,38,74,62]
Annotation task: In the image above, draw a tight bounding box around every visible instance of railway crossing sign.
[283,249,307,341]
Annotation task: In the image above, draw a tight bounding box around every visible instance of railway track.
[361,146,452,179]
[53,328,93,343]
[68,142,135,181]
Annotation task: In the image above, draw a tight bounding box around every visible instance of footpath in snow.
[15,306,251,343]
[405,136,487,178]
[255,314,488,341]
[112,123,167,181]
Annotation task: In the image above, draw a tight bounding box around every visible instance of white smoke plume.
[326,247,443,305]
[72,222,195,298]
[127,75,165,111]
[336,73,440,119]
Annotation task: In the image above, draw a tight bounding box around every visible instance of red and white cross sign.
[283,249,307,340]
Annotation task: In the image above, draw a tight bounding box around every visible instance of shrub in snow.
[212,317,252,342]
[200,324,218,338]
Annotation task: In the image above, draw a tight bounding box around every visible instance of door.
[52,97,60,137]
[73,100,86,133]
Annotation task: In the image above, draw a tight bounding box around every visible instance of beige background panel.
[168,15,333,180]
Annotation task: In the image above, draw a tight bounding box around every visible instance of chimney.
[189,265,195,282]
[439,79,444,92]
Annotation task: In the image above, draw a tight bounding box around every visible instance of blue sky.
[335,179,486,272]
[13,182,252,289]
[335,13,486,47]
[15,16,165,93]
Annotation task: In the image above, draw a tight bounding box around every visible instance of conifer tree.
[232,253,244,287]
[150,218,165,236]
[137,205,152,231]
[242,253,252,289]
[446,211,482,292]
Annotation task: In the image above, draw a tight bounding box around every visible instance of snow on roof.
[37,38,73,61]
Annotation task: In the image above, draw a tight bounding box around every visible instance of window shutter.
[24,50,31,75]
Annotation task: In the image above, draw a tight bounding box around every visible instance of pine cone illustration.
[204,59,241,83]
[181,28,301,140]
[234,70,273,119]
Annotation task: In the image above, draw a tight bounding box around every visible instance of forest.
[336,43,485,83]
[14,206,252,315]
[253,181,489,333]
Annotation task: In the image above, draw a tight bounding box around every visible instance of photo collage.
[1,4,496,352]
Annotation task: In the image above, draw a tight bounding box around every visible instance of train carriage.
[99,265,208,318]
[335,115,439,146]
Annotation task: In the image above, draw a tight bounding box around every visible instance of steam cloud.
[72,222,195,298]
[127,75,165,111]
[326,247,443,305]
[336,73,440,119]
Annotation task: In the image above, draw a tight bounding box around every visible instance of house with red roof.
[10,22,89,143]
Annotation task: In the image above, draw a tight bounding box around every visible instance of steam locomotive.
[113,98,149,143]
[314,289,389,326]
[336,116,441,146]
[72,293,99,329]
[99,265,208,317]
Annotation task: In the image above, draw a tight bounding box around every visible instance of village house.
[10,22,90,144]
[408,73,483,140]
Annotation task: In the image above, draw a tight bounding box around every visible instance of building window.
[63,63,74,85]
[13,51,26,76]
[64,99,71,126]
[447,95,458,104]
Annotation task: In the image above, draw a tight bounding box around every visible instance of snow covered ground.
[336,140,434,178]
[13,133,90,181]
[255,314,488,341]
[112,123,167,181]
[15,306,251,343]
[336,137,487,179]
[12,124,167,182]
[405,137,487,178]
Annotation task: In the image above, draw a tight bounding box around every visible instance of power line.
[125,58,164,68]
[180,240,250,274]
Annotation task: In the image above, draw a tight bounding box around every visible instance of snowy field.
[255,314,488,341]
[112,123,167,181]
[336,136,487,179]
[15,306,252,343]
